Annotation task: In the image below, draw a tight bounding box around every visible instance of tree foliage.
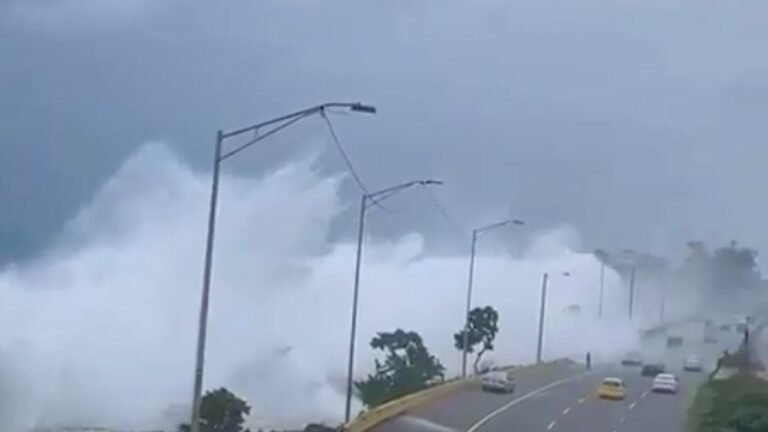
[691,373,768,432]
[178,387,251,432]
[354,329,445,408]
[683,240,760,291]
[453,306,499,374]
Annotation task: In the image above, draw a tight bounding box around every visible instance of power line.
[320,109,390,213]
[421,185,467,241]
[320,109,372,196]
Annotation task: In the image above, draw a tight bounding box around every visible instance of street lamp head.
[562,271,572,277]
[349,103,377,114]
[420,179,443,186]
[512,219,525,225]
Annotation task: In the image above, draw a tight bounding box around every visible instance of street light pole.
[535,271,570,364]
[461,231,478,378]
[190,102,376,432]
[536,272,548,364]
[461,218,524,378]
[190,131,223,432]
[628,265,636,319]
[598,262,605,318]
[344,179,442,423]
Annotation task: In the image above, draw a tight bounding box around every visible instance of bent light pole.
[536,271,571,363]
[190,102,376,432]
[461,218,524,378]
[344,179,442,422]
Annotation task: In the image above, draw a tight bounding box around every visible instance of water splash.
[0,143,640,431]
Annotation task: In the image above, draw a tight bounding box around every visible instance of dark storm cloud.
[2,0,768,263]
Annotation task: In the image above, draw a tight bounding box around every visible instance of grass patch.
[686,373,768,432]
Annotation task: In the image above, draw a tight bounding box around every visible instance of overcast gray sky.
[2,0,768,264]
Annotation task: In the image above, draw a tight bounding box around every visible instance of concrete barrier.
[342,359,570,432]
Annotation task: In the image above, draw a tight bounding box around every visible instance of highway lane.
[370,361,583,432]
[470,364,707,432]
[410,361,582,431]
[369,320,737,432]
[466,325,732,432]
[621,371,703,432]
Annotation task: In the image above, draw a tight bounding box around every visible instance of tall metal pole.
[598,263,605,318]
[344,194,367,423]
[461,231,478,378]
[190,131,223,432]
[536,272,548,363]
[187,103,375,431]
[628,265,636,319]
[341,179,441,421]
[659,282,666,324]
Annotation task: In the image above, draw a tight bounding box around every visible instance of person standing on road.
[586,351,592,370]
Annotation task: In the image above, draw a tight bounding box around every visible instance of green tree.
[682,240,761,292]
[712,240,760,289]
[178,387,251,432]
[354,329,445,408]
[453,306,499,374]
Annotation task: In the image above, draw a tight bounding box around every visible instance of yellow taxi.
[597,377,626,400]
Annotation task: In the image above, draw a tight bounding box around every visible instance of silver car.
[684,355,703,372]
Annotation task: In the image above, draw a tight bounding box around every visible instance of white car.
[652,373,678,394]
[684,355,703,372]
[481,370,516,393]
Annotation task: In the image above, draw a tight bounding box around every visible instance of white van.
[480,370,515,393]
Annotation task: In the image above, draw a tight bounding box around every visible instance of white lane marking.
[465,373,587,432]
[578,396,588,404]
[620,416,626,423]
[641,391,649,398]
[629,401,637,410]
[399,416,460,432]
[547,420,557,430]
[562,407,571,415]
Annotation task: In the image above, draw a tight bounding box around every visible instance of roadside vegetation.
[687,331,767,432]
[453,306,500,374]
[354,329,446,408]
[355,304,500,408]
[686,372,768,432]
[178,387,252,432]
[171,305,501,431]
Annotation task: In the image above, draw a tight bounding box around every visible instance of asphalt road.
[374,365,706,432]
[371,361,582,432]
[369,320,742,432]
[469,365,705,432]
